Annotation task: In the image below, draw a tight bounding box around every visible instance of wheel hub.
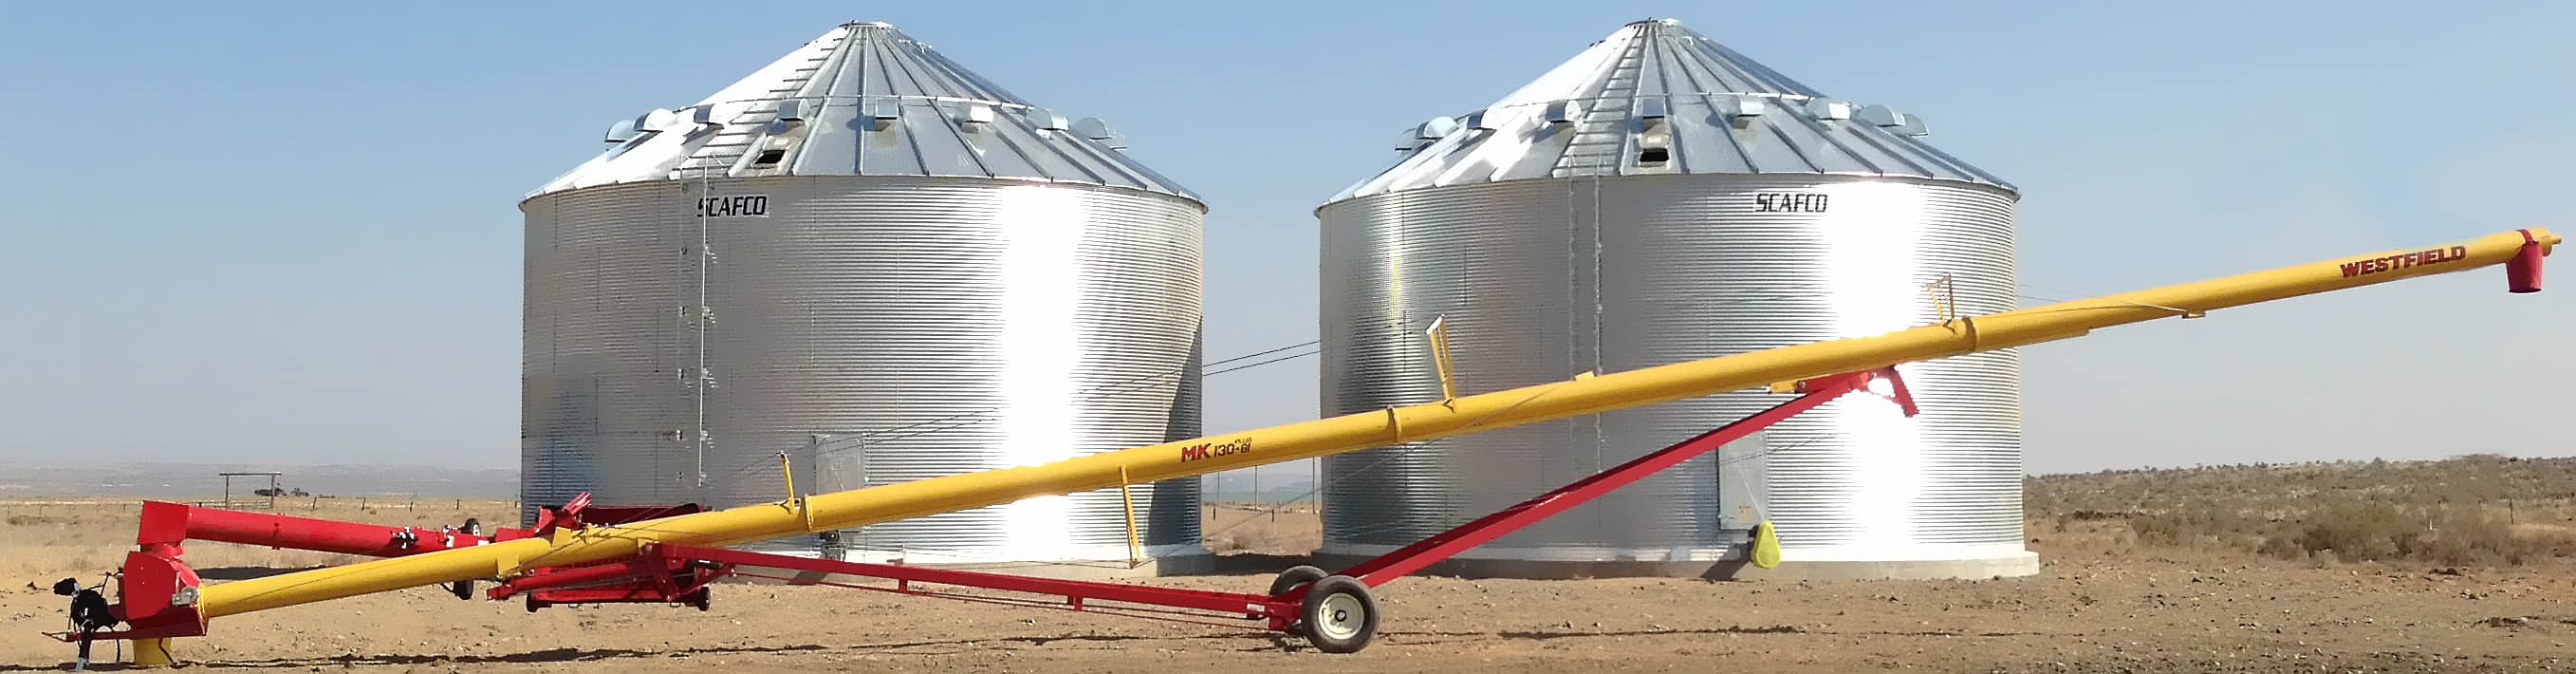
[1317,593,1365,640]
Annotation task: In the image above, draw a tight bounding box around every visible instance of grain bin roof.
[1330,18,2011,202]
[531,22,1196,203]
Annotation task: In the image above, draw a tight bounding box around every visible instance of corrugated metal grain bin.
[523,22,1205,564]
[1316,19,2032,578]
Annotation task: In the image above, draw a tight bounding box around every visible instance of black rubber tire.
[524,595,544,613]
[1297,575,1379,654]
[1268,565,1330,596]
[690,588,712,612]
[449,580,473,601]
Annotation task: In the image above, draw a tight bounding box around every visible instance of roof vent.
[603,118,641,145]
[1803,99,1853,122]
[1857,104,1929,137]
[1464,110,1500,132]
[685,104,720,128]
[1637,98,1669,121]
[1399,116,1460,151]
[1416,116,1460,140]
[768,101,806,135]
[1718,96,1764,129]
[744,133,800,173]
[957,103,994,133]
[1028,107,1070,132]
[637,108,680,132]
[866,100,900,131]
[1072,117,1127,150]
[1637,102,1674,166]
[1545,101,1584,125]
[1893,116,1930,137]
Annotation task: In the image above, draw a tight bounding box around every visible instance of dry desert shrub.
[2028,456,2576,568]
[1200,502,1320,556]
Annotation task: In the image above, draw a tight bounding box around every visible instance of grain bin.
[1317,19,2031,578]
[523,22,1205,565]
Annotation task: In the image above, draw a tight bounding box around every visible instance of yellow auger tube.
[194,229,2557,620]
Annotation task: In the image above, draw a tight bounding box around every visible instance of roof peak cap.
[1325,18,2011,202]
[529,22,1196,203]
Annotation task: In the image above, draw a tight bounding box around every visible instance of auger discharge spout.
[185,228,2556,621]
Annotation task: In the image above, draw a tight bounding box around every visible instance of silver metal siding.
[523,182,697,522]
[1319,175,2020,559]
[524,177,1204,558]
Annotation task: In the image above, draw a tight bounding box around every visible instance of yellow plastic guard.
[1751,521,1783,569]
[132,638,175,667]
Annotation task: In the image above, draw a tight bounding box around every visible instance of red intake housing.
[139,500,493,556]
[2507,229,2546,293]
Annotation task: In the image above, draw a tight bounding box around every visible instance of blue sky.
[1,2,2567,475]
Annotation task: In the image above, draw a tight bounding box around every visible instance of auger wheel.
[1268,565,1328,596]
[1294,574,1379,653]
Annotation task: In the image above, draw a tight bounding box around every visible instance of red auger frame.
[488,552,721,612]
[505,367,1911,652]
[55,368,1901,655]
[46,501,507,644]
[46,498,705,646]
[480,502,719,611]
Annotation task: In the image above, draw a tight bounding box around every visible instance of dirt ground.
[4,498,2574,672]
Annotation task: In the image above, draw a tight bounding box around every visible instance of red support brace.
[657,545,1275,620]
[614,369,1911,636]
[50,367,1916,645]
[1337,367,1908,586]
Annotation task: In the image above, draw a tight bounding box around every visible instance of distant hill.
[0,460,515,499]
[2027,454,2576,566]
[0,459,1330,504]
[0,454,1406,505]
[1200,461,1319,503]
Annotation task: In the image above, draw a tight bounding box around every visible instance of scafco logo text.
[2340,246,2468,278]
[695,195,769,218]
